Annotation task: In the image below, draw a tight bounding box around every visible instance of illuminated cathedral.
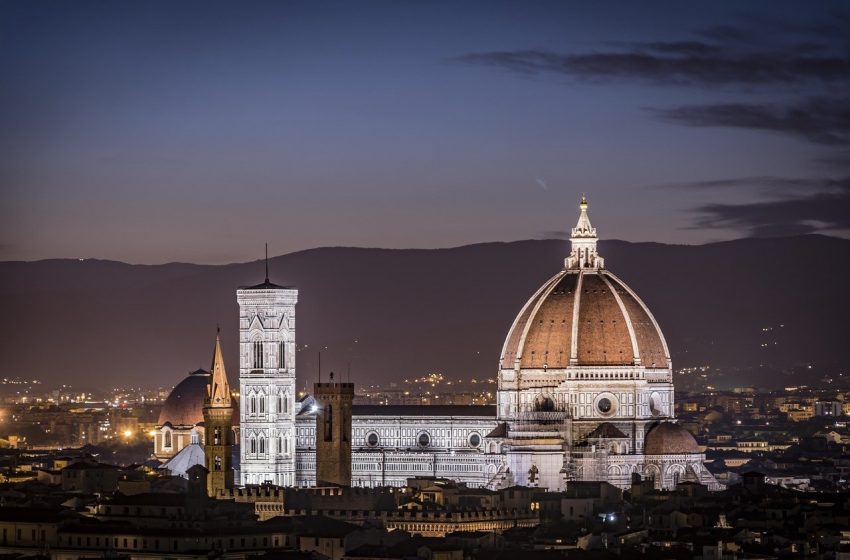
[154,198,721,492]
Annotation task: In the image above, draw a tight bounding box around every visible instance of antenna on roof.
[264,243,269,283]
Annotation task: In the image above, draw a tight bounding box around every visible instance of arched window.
[214,427,221,445]
[250,395,257,415]
[259,394,265,414]
[324,404,333,442]
[277,436,282,454]
[279,342,286,369]
[164,430,172,448]
[252,342,264,369]
[259,437,265,454]
[250,437,257,454]
[214,456,222,471]
[277,393,283,414]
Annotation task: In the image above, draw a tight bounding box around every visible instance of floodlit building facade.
[155,198,721,491]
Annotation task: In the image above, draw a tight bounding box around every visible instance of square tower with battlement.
[314,380,354,487]
[237,273,298,487]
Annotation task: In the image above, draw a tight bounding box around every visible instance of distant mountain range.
[1,235,848,391]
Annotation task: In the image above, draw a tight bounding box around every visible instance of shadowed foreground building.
[154,199,720,491]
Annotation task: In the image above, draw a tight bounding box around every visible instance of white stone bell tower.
[237,249,298,486]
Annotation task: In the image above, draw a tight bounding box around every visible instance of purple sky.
[2,1,848,264]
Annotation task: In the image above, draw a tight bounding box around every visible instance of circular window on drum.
[366,432,379,447]
[468,433,481,448]
[417,432,431,447]
[649,392,663,417]
[594,393,618,417]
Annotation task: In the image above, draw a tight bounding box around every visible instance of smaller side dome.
[644,422,700,455]
[158,369,210,427]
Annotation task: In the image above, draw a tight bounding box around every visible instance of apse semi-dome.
[644,422,700,455]
[500,196,670,371]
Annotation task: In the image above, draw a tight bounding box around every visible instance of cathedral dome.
[500,198,669,371]
[644,422,700,455]
[158,369,210,427]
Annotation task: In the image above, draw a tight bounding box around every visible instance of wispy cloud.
[451,13,850,88]
[652,97,850,146]
[451,45,849,88]
[671,175,850,237]
[452,12,850,239]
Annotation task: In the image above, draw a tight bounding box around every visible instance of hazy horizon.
[3,231,848,266]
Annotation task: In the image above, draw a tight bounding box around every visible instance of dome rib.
[575,273,634,366]
[500,271,562,369]
[606,272,671,369]
[521,272,577,369]
[600,274,642,366]
[499,270,670,371]
[514,271,565,370]
[568,271,584,364]
[498,199,671,374]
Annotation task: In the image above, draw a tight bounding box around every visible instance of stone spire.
[203,328,235,496]
[565,194,604,270]
[206,331,232,407]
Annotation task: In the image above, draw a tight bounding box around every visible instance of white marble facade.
[182,199,721,492]
[237,281,298,487]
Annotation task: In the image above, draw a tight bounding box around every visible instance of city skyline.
[0,3,849,556]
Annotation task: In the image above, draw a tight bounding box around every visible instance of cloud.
[451,48,850,88]
[536,178,549,190]
[639,41,722,56]
[539,230,570,240]
[656,175,849,196]
[652,97,850,145]
[451,13,850,88]
[686,175,850,237]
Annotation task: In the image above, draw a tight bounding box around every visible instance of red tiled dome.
[644,422,700,455]
[500,269,670,370]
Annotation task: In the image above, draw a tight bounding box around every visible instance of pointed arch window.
[214,456,222,471]
[250,394,257,415]
[164,430,172,448]
[259,437,266,454]
[214,426,221,445]
[277,392,283,414]
[250,436,257,454]
[277,436,282,454]
[279,342,286,369]
[252,342,264,369]
[259,393,266,414]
